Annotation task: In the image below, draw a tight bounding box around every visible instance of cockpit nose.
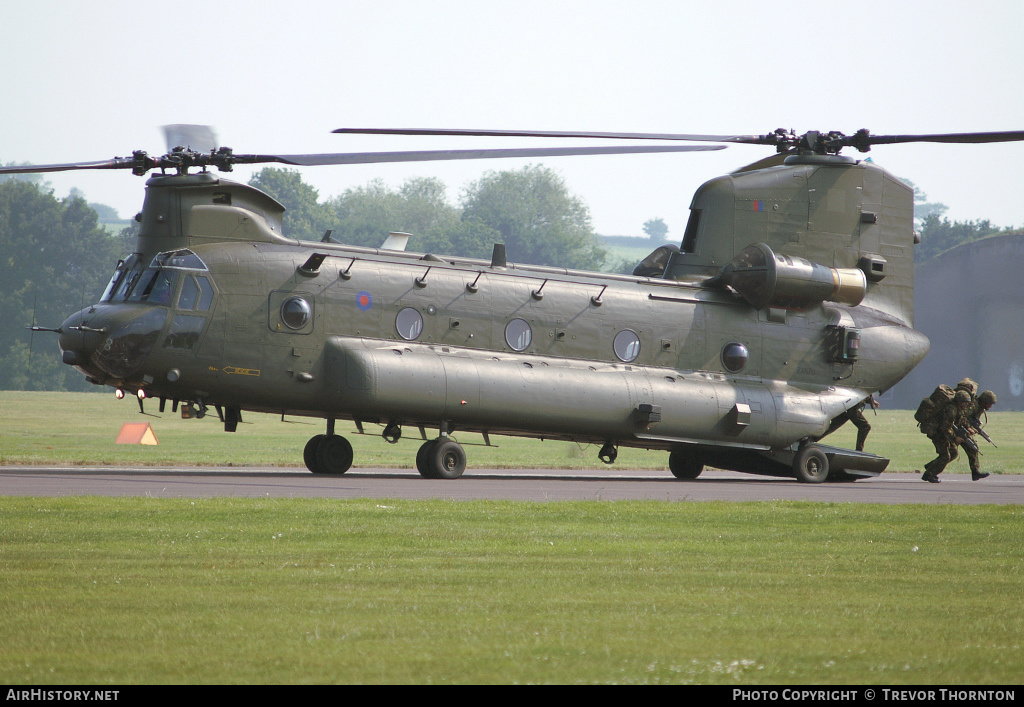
[59,306,167,380]
[58,308,102,370]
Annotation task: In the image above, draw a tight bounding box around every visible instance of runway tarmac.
[2,466,1022,504]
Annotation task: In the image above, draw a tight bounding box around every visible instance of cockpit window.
[160,249,207,270]
[103,249,209,304]
[101,254,142,302]
[632,244,679,278]
[177,274,214,311]
[100,257,128,302]
[111,266,143,302]
[195,277,214,310]
[150,269,176,304]
[128,267,177,304]
[681,209,701,253]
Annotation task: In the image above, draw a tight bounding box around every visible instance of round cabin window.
[505,318,533,351]
[613,329,641,362]
[395,307,424,341]
[280,297,312,330]
[722,342,749,372]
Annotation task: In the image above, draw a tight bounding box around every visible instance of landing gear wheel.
[668,449,704,479]
[793,444,829,483]
[316,435,354,475]
[304,434,326,473]
[427,439,466,479]
[416,440,438,478]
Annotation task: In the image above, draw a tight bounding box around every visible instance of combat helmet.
[954,390,972,405]
[979,390,997,407]
[956,378,978,395]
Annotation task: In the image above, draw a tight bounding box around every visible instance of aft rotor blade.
[334,127,759,143]
[265,144,725,167]
[862,130,1024,146]
[337,127,1024,153]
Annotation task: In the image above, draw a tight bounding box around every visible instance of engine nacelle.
[706,242,867,310]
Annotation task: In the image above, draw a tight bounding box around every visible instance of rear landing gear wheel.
[668,449,704,480]
[416,440,438,478]
[304,434,353,474]
[304,435,326,473]
[793,444,829,483]
[423,439,466,479]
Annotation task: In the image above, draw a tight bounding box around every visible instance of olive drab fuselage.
[57,153,929,480]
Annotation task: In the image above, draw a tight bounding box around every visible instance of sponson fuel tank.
[324,336,863,449]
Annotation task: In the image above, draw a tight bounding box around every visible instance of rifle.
[952,424,980,455]
[968,416,997,447]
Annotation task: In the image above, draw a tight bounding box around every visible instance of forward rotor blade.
[162,124,218,153]
[10,128,1019,178]
[265,144,725,167]
[2,144,724,177]
[0,157,141,174]
[334,127,759,143]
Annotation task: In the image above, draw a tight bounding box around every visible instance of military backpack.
[914,384,955,436]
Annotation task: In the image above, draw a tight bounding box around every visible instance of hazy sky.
[4,0,1023,238]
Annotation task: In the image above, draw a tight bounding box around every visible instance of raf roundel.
[356,291,373,311]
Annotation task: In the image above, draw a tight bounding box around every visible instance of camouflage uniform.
[820,396,877,451]
[958,381,982,477]
[962,390,997,481]
[922,390,971,483]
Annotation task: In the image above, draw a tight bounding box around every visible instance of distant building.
[890,232,1024,409]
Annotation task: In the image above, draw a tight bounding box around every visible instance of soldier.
[963,390,997,481]
[921,390,972,483]
[819,394,879,451]
[975,389,997,417]
[956,378,978,397]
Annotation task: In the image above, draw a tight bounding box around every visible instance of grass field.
[2,497,1022,684]
[2,392,1022,684]
[1,391,1020,474]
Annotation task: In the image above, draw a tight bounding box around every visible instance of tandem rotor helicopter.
[6,125,1024,482]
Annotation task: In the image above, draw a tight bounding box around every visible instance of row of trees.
[0,166,1017,391]
[0,178,127,390]
[0,164,624,390]
[908,181,1005,263]
[914,215,1002,263]
[248,165,611,271]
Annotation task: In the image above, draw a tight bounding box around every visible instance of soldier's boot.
[921,463,941,483]
[972,469,990,481]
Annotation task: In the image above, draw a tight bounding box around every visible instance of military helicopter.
[6,126,1023,482]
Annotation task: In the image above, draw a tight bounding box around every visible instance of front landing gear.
[416,438,467,479]
[303,434,354,475]
[301,418,468,479]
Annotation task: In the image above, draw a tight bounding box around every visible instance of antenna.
[381,232,411,251]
